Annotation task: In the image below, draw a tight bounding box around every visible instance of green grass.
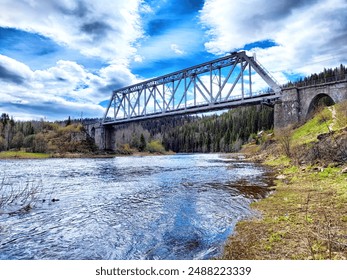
[265,155,291,167]
[0,151,50,159]
[291,108,332,145]
[334,101,347,130]
[269,232,284,243]
[283,165,300,175]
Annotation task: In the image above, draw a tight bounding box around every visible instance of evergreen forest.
[103,104,274,154]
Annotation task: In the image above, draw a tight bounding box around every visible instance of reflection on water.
[0,154,272,260]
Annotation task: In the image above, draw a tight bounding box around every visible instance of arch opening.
[307,94,335,118]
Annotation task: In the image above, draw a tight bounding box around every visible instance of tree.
[139,133,146,152]
[33,133,47,153]
[0,136,5,151]
[1,115,14,150]
[23,135,35,151]
[0,113,9,126]
[11,131,24,150]
[206,133,212,153]
[65,116,72,126]
[130,134,140,149]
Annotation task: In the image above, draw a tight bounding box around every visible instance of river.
[0,154,272,260]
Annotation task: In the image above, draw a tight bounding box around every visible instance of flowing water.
[0,154,273,260]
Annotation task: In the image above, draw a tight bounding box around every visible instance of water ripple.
[0,154,272,259]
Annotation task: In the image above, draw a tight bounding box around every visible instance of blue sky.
[0,0,346,121]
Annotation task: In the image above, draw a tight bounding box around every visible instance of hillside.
[221,101,347,260]
[0,116,97,157]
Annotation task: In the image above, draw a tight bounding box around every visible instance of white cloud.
[0,55,33,83]
[0,0,144,64]
[136,26,203,62]
[170,44,185,55]
[200,0,347,76]
[134,55,144,63]
[0,0,146,120]
[0,55,138,120]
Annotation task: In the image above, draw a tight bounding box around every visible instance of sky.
[0,0,346,121]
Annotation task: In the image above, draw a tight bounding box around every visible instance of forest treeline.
[0,105,273,154]
[0,114,96,154]
[283,64,347,88]
[113,105,273,154]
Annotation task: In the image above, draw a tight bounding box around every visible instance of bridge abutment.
[274,80,347,129]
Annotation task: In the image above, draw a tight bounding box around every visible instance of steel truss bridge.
[103,51,282,125]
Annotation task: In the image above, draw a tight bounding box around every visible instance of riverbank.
[221,104,347,260]
[0,151,51,159]
[0,150,175,159]
[221,150,346,260]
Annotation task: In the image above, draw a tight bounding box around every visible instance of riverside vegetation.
[0,116,97,157]
[222,101,347,260]
[0,105,273,157]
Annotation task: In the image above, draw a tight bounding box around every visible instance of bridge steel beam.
[103,51,281,125]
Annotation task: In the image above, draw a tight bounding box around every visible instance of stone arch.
[306,93,335,118]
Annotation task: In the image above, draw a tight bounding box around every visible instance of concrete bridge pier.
[274,88,301,128]
[84,122,115,150]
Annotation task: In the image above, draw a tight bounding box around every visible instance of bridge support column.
[274,88,301,129]
[103,126,115,151]
[84,123,115,151]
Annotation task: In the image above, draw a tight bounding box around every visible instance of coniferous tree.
[139,133,146,152]
[65,116,72,126]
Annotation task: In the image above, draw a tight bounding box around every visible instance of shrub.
[146,140,165,153]
[115,143,134,155]
[0,178,42,215]
[276,126,292,157]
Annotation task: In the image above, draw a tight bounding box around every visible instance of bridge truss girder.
[103,51,281,125]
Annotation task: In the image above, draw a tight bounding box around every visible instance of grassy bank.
[221,103,347,260]
[0,151,113,159]
[0,151,51,159]
[222,156,346,259]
